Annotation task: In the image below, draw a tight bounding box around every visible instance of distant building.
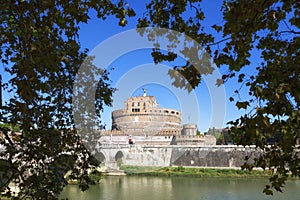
[100,90,216,146]
[181,124,197,136]
[111,90,181,135]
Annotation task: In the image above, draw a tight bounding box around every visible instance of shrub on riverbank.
[120,166,270,178]
[89,169,102,183]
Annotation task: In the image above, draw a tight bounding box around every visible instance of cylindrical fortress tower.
[112,95,181,135]
[181,124,197,136]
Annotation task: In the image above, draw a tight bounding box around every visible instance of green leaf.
[263,186,273,195]
[236,101,250,109]
[212,24,222,32]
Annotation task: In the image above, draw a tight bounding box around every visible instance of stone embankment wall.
[170,146,261,167]
[101,145,262,168]
[123,146,173,167]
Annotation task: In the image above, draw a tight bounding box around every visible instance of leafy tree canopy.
[0,1,133,199]
[137,0,299,195]
[0,0,299,198]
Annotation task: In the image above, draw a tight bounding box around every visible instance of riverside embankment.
[119,165,270,178]
[99,145,261,168]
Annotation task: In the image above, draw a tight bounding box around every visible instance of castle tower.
[111,92,181,135]
[181,124,197,136]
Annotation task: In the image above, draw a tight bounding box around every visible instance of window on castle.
[132,108,140,112]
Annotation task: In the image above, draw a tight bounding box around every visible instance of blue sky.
[77,0,257,132]
[0,1,259,133]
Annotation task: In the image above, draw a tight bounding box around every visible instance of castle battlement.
[175,135,216,145]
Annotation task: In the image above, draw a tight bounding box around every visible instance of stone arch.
[115,151,124,166]
[93,151,107,166]
[115,151,124,161]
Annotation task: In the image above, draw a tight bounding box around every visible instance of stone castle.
[100,89,216,145]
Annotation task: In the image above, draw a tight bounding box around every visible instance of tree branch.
[207,37,231,46]
[0,127,14,146]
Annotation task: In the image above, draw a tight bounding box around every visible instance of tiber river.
[60,176,300,200]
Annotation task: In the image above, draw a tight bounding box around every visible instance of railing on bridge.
[99,143,259,150]
[99,143,131,149]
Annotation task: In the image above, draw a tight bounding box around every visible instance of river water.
[60,176,300,200]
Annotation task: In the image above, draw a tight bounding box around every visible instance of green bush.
[89,169,102,183]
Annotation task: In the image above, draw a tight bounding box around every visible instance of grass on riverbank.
[67,169,102,185]
[120,165,271,178]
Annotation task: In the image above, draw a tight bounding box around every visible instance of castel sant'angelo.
[100,89,216,145]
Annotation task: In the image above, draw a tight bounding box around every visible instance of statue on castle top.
[142,88,147,97]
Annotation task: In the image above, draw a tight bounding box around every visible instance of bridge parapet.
[99,143,131,149]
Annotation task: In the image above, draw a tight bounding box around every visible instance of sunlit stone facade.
[112,94,181,135]
[100,90,216,145]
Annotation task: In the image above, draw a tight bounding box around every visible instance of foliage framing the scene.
[0,1,134,199]
[137,0,299,195]
[0,0,299,199]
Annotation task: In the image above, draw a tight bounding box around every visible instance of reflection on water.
[60,176,300,200]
